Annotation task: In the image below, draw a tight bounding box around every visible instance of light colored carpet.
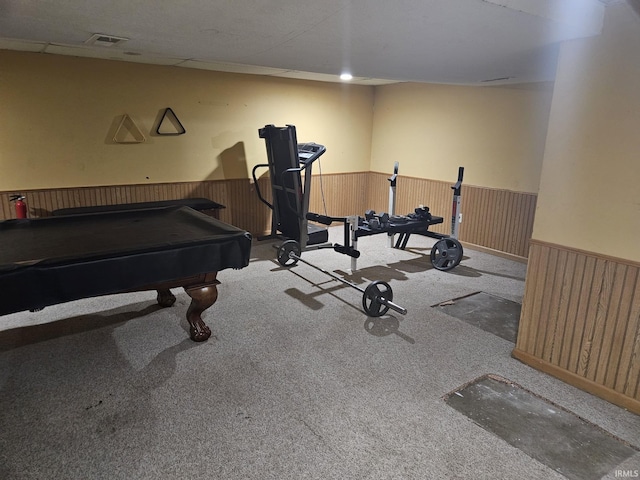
[1,228,638,479]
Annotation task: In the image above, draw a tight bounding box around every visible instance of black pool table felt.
[0,206,251,315]
[0,206,246,269]
[52,197,224,216]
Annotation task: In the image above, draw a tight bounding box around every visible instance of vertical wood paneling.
[514,240,640,413]
[0,193,10,219]
[480,188,492,246]
[554,251,578,368]
[309,172,369,218]
[594,264,625,385]
[559,253,585,370]
[465,186,479,246]
[622,298,640,399]
[608,266,635,390]
[0,179,268,234]
[517,241,541,352]
[614,269,639,394]
[534,246,558,359]
[567,255,595,373]
[1,173,536,259]
[544,248,568,362]
[579,258,606,378]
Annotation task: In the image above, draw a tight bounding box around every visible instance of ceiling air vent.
[84,34,129,47]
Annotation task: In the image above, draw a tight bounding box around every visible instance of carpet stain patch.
[433,291,520,342]
[444,375,638,480]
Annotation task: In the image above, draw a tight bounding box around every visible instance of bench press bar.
[281,244,407,316]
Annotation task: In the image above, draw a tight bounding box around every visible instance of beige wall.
[532,4,640,261]
[1,49,555,197]
[370,81,554,193]
[0,51,374,191]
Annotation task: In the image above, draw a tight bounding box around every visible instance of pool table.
[0,206,252,341]
[52,197,225,218]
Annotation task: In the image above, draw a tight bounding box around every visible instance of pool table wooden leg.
[184,279,220,342]
[156,289,177,307]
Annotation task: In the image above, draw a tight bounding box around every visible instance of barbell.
[276,240,407,317]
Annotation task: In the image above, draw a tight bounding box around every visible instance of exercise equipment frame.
[253,123,465,316]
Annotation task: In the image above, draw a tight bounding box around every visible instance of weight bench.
[355,214,445,248]
[305,208,457,271]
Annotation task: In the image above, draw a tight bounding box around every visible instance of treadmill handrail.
[251,163,273,210]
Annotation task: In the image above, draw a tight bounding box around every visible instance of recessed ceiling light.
[85,33,129,47]
[340,73,353,81]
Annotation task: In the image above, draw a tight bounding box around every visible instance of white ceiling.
[0,0,626,86]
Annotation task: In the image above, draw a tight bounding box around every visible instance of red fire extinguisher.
[10,194,27,219]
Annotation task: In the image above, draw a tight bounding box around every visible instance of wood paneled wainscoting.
[0,178,274,236]
[514,240,640,414]
[0,172,371,237]
[1,172,536,259]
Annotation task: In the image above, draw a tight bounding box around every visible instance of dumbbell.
[377,212,389,228]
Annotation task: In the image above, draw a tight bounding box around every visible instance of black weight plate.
[277,240,301,267]
[430,238,463,271]
[362,280,392,317]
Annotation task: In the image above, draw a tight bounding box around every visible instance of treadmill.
[253,124,328,249]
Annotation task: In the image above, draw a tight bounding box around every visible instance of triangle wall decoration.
[113,114,146,144]
[156,107,186,136]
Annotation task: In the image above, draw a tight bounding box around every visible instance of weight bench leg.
[395,233,411,250]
